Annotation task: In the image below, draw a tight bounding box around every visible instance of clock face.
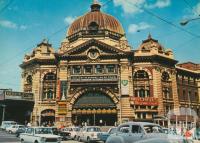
[87,48,99,59]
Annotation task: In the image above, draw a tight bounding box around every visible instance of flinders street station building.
[20,2,200,127]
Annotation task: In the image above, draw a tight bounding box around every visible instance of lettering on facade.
[130,97,158,106]
[70,75,118,82]
[3,91,34,101]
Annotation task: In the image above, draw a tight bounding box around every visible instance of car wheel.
[87,137,91,143]
[78,136,81,142]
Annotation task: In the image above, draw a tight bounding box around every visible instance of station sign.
[71,75,118,82]
[130,97,158,106]
[3,90,34,101]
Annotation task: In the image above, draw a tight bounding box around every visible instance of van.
[0,121,17,130]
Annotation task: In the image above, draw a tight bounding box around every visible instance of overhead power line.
[125,0,200,38]
[183,0,194,11]
[0,0,14,14]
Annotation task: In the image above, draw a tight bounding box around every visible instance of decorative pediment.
[62,39,127,56]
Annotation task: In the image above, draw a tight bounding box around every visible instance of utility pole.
[0,104,6,122]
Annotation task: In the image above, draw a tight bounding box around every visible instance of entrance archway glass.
[72,91,117,126]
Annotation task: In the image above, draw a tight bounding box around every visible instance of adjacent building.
[20,2,200,127]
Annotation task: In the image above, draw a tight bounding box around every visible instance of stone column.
[152,67,164,115]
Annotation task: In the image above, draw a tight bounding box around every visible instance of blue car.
[98,127,117,143]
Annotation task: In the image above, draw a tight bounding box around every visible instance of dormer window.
[88,22,99,33]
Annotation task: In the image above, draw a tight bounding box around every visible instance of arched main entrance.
[72,91,117,126]
[41,109,55,126]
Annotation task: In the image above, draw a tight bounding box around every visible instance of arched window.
[26,75,32,84]
[133,70,150,98]
[42,73,56,100]
[134,70,149,79]
[24,75,32,93]
[161,72,170,81]
[88,21,99,32]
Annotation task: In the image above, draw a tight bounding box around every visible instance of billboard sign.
[130,97,158,106]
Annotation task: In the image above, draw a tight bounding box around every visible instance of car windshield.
[73,128,80,131]
[35,128,53,134]
[65,128,73,131]
[87,127,101,132]
[109,128,117,134]
[144,125,163,133]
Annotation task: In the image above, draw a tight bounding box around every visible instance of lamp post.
[180,16,200,26]
[0,104,6,122]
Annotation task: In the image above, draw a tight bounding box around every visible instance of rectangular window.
[73,66,81,74]
[142,113,146,119]
[84,65,93,74]
[137,113,141,119]
[106,65,115,73]
[95,65,104,74]
[188,91,191,101]
[183,90,186,100]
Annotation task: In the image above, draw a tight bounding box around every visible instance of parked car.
[162,128,186,142]
[20,127,62,143]
[77,126,101,143]
[98,127,117,143]
[49,127,71,141]
[6,124,25,134]
[106,122,185,143]
[0,121,16,130]
[16,127,27,137]
[62,126,80,140]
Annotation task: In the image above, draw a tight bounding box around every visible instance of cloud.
[145,0,171,9]
[193,2,200,16]
[113,0,144,14]
[113,0,171,14]
[0,20,17,29]
[0,20,28,30]
[128,22,153,33]
[19,25,27,30]
[64,16,76,25]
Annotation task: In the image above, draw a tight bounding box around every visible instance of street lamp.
[0,104,6,122]
[180,16,200,26]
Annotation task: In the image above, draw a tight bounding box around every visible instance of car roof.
[2,121,16,123]
[83,126,100,128]
[119,122,159,127]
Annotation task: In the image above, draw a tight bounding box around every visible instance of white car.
[62,127,80,140]
[6,125,25,134]
[20,127,62,143]
[77,126,101,143]
[0,121,16,130]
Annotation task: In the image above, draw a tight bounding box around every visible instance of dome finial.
[91,0,101,12]
[148,33,152,39]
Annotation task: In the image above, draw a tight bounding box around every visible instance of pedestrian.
[27,122,31,127]
[185,128,192,142]
[194,122,200,140]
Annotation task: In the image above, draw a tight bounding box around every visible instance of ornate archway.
[41,109,55,126]
[71,90,118,126]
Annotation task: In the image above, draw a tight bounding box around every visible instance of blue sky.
[0,0,200,91]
